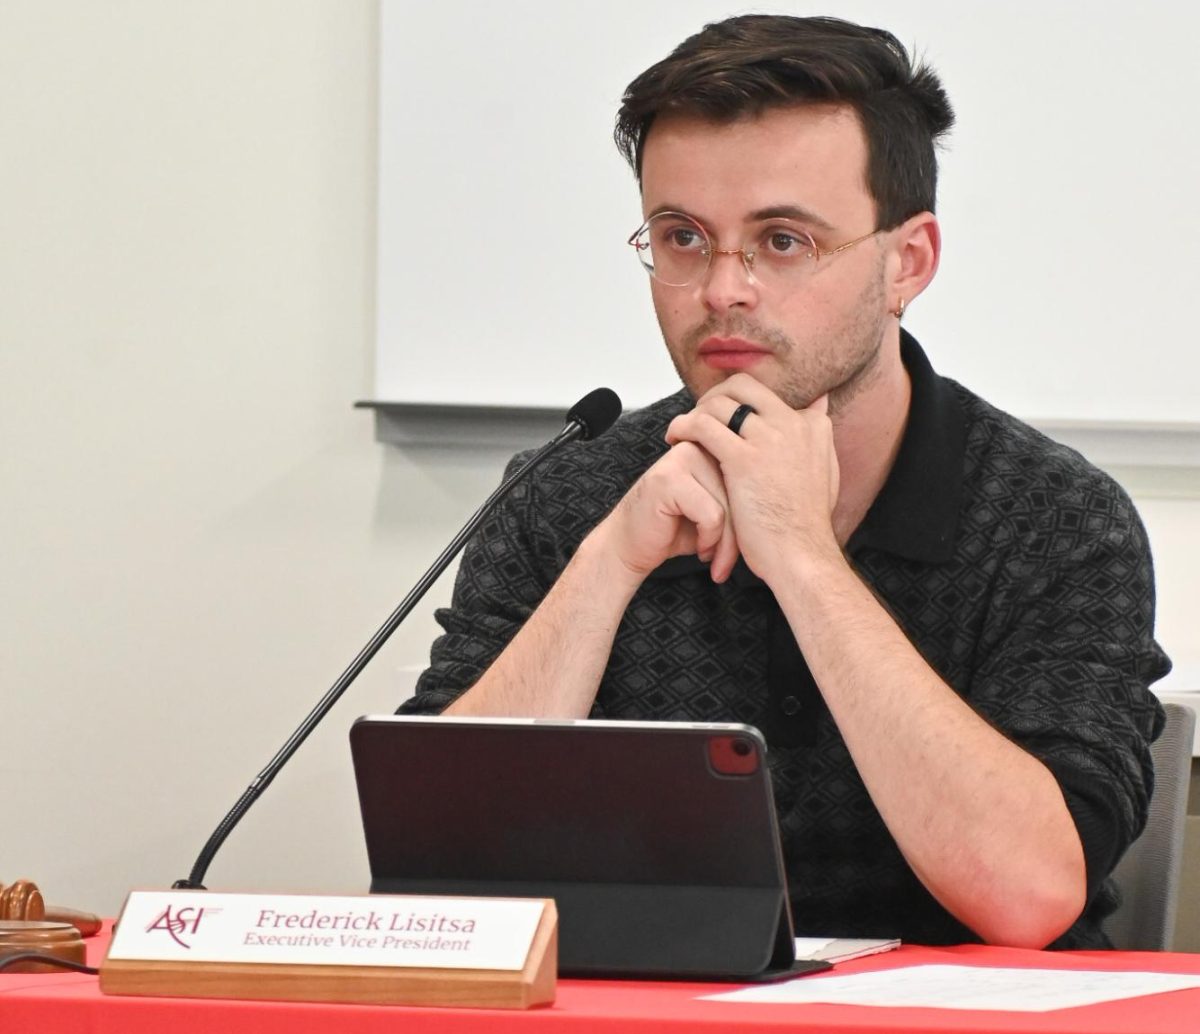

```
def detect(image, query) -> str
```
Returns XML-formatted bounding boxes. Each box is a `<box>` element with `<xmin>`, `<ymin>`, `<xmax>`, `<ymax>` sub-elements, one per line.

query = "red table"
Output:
<box><xmin>4</xmin><ymin>924</ymin><xmax>1200</xmax><ymax>1034</ymax></box>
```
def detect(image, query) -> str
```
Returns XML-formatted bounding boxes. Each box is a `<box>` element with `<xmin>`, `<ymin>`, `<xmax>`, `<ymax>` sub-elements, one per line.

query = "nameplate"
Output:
<box><xmin>107</xmin><ymin>890</ymin><xmax>546</xmax><ymax>972</ymax></box>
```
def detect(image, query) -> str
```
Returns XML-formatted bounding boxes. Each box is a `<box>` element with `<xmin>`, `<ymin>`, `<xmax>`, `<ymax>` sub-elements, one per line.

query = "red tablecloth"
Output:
<box><xmin>3</xmin><ymin>923</ymin><xmax>1200</xmax><ymax>1034</ymax></box>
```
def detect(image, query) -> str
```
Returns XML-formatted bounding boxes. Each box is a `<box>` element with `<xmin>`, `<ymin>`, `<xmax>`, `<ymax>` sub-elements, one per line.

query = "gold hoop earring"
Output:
<box><xmin>891</xmin><ymin>298</ymin><xmax>906</xmax><ymax>319</ymax></box>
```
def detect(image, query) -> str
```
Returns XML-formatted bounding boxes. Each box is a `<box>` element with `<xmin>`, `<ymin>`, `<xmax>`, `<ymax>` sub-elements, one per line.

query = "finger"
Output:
<box><xmin>666</xmin><ymin>409</ymin><xmax>751</xmax><ymax>466</ymax></box>
<box><xmin>666</xmin><ymin>384</ymin><xmax>777</xmax><ymax>447</ymax></box>
<box><xmin>668</xmin><ymin>471</ymin><xmax>729</xmax><ymax>557</ymax></box>
<box><xmin>666</xmin><ymin>402</ymin><xmax>755</xmax><ymax>448</ymax></box>
<box><xmin>709</xmin><ymin>510</ymin><xmax>741</xmax><ymax>583</ymax></box>
<box><xmin>725</xmin><ymin>401</ymin><xmax>757</xmax><ymax>438</ymax></box>
<box><xmin>662</xmin><ymin>443</ymin><xmax>734</xmax><ymax>554</ymax></box>
<box><xmin>808</xmin><ymin>393</ymin><xmax>829</xmax><ymax>416</ymax></box>
<box><xmin>667</xmin><ymin>443</ymin><xmax>741</xmax><ymax>573</ymax></box>
<box><xmin>664</xmin><ymin>411</ymin><xmax>687</xmax><ymax>445</ymax></box>
<box><xmin>668</xmin><ymin>398</ymin><xmax>759</xmax><ymax>444</ymax></box>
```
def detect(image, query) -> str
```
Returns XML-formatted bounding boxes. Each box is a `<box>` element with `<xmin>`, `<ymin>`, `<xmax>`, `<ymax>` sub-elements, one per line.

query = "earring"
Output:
<box><xmin>891</xmin><ymin>299</ymin><xmax>906</xmax><ymax>319</ymax></box>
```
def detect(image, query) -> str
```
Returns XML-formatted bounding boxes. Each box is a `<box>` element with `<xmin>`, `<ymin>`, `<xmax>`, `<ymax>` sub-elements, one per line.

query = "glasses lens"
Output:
<box><xmin>747</xmin><ymin>226</ymin><xmax>818</xmax><ymax>284</ymax></box>
<box><xmin>632</xmin><ymin>213</ymin><xmax>709</xmax><ymax>286</ymax></box>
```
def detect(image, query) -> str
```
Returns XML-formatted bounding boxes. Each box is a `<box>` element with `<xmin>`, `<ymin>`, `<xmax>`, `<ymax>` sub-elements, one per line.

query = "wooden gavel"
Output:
<box><xmin>0</xmin><ymin>879</ymin><xmax>102</xmax><ymax>937</ymax></box>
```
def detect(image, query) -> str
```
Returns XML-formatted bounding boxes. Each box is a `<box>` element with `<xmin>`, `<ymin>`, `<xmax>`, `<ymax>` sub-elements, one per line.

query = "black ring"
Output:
<box><xmin>727</xmin><ymin>403</ymin><xmax>755</xmax><ymax>436</ymax></box>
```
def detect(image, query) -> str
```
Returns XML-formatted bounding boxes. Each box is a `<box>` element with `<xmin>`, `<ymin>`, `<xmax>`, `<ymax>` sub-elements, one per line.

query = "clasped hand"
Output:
<box><xmin>601</xmin><ymin>374</ymin><xmax>841</xmax><ymax>587</ymax></box>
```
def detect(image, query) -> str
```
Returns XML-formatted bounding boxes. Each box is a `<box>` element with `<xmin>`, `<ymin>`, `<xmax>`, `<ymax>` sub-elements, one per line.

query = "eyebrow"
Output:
<box><xmin>748</xmin><ymin>205</ymin><xmax>836</xmax><ymax>232</ymax></box>
<box><xmin>645</xmin><ymin>203</ymin><xmax>695</xmax><ymax>220</ymax></box>
<box><xmin>643</xmin><ymin>203</ymin><xmax>836</xmax><ymax>233</ymax></box>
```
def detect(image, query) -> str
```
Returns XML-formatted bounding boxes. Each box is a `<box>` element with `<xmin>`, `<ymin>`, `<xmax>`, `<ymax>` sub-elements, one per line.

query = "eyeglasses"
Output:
<box><xmin>627</xmin><ymin>211</ymin><xmax>879</xmax><ymax>288</ymax></box>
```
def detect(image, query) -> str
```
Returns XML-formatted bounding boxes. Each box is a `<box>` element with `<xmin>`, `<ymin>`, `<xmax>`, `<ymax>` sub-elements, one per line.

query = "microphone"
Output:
<box><xmin>564</xmin><ymin>387</ymin><xmax>621</xmax><ymax>442</ymax></box>
<box><xmin>174</xmin><ymin>388</ymin><xmax>622</xmax><ymax>890</ymax></box>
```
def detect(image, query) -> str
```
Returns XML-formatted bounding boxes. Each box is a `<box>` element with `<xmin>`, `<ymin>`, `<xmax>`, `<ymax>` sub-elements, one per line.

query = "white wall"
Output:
<box><xmin>376</xmin><ymin>0</ymin><xmax>1200</xmax><ymax>424</ymax></box>
<box><xmin>1</xmin><ymin>1</ymin><xmax>1196</xmax><ymax>918</ymax></box>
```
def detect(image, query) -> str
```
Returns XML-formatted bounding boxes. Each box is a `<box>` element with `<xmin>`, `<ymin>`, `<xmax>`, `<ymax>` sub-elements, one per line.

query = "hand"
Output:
<box><xmin>664</xmin><ymin>374</ymin><xmax>842</xmax><ymax>582</ymax></box>
<box><xmin>594</xmin><ymin>439</ymin><xmax>742</xmax><ymax>585</ymax></box>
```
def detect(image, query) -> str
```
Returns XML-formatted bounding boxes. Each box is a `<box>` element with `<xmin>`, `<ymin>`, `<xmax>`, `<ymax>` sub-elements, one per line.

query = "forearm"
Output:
<box><xmin>773</xmin><ymin>551</ymin><xmax>1086</xmax><ymax>948</ymax></box>
<box><xmin>444</xmin><ymin>527</ymin><xmax>641</xmax><ymax>719</ymax></box>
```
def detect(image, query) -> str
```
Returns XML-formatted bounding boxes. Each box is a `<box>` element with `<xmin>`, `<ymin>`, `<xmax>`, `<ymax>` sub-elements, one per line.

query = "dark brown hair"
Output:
<box><xmin>614</xmin><ymin>15</ymin><xmax>955</xmax><ymax>229</ymax></box>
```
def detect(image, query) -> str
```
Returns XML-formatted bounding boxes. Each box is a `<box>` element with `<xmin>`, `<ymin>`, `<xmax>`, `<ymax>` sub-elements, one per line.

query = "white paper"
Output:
<box><xmin>794</xmin><ymin>937</ymin><xmax>900</xmax><ymax>963</ymax></box>
<box><xmin>702</xmin><ymin>964</ymin><xmax>1200</xmax><ymax>1012</ymax></box>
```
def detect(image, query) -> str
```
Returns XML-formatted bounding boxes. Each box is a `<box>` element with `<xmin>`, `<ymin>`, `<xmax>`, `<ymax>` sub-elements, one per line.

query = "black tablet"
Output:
<box><xmin>351</xmin><ymin>715</ymin><xmax>826</xmax><ymax>981</ymax></box>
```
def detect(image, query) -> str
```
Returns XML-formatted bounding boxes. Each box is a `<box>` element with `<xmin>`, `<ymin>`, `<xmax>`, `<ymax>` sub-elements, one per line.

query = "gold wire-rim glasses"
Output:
<box><xmin>627</xmin><ymin>211</ymin><xmax>880</xmax><ymax>288</ymax></box>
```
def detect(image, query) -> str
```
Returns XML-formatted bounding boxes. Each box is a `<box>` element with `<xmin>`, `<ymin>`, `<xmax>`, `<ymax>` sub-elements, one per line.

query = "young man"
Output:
<box><xmin>400</xmin><ymin>16</ymin><xmax>1169</xmax><ymax>949</ymax></box>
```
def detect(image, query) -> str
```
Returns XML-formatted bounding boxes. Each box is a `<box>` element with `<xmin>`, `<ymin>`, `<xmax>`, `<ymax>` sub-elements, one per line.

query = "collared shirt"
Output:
<box><xmin>402</xmin><ymin>333</ymin><xmax>1169</xmax><ymax>948</ymax></box>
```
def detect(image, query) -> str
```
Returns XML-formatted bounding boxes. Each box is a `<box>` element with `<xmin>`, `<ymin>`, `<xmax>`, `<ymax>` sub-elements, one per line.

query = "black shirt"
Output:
<box><xmin>402</xmin><ymin>333</ymin><xmax>1169</xmax><ymax>948</ymax></box>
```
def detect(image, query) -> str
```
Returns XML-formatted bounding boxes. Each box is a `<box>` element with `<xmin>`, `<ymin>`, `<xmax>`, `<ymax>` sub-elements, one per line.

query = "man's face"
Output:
<box><xmin>639</xmin><ymin>104</ymin><xmax>893</xmax><ymax>412</ymax></box>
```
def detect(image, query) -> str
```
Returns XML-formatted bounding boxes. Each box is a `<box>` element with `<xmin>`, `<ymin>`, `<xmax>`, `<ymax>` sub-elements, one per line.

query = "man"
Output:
<box><xmin>400</xmin><ymin>16</ymin><xmax>1169</xmax><ymax>949</ymax></box>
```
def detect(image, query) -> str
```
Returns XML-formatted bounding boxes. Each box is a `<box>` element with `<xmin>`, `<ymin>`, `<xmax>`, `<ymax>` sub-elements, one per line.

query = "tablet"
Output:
<box><xmin>351</xmin><ymin>715</ymin><xmax>823</xmax><ymax>980</ymax></box>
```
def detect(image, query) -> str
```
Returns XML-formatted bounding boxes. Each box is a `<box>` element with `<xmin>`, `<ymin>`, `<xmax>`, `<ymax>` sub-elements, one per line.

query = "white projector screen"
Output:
<box><xmin>375</xmin><ymin>1</ymin><xmax>1199</xmax><ymax>425</ymax></box>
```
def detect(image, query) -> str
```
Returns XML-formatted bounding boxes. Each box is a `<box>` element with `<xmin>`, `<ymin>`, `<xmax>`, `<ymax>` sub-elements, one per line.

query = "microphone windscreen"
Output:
<box><xmin>566</xmin><ymin>387</ymin><xmax>622</xmax><ymax>441</ymax></box>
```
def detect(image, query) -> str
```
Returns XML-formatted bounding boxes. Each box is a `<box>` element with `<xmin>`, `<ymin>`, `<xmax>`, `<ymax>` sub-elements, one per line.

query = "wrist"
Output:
<box><xmin>763</xmin><ymin>540</ymin><xmax>855</xmax><ymax>609</ymax></box>
<box><xmin>575</xmin><ymin>519</ymin><xmax>649</xmax><ymax>600</ymax></box>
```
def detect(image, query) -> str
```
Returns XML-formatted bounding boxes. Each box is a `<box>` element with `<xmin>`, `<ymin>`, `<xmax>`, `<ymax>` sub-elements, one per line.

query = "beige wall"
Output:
<box><xmin>1</xmin><ymin>2</ymin><xmax>1196</xmax><ymax>926</ymax></box>
<box><xmin>0</xmin><ymin>0</ymin><xmax>467</xmax><ymax>910</ymax></box>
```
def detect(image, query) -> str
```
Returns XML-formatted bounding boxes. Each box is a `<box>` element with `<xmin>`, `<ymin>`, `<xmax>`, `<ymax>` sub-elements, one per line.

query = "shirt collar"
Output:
<box><xmin>846</xmin><ymin>330</ymin><xmax>965</xmax><ymax>564</ymax></box>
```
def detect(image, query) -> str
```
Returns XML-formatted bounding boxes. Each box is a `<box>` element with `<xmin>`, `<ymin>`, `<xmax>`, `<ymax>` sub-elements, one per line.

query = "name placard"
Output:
<box><xmin>101</xmin><ymin>890</ymin><xmax>557</xmax><ymax>1009</ymax></box>
<box><xmin>109</xmin><ymin>890</ymin><xmax>544</xmax><ymax>970</ymax></box>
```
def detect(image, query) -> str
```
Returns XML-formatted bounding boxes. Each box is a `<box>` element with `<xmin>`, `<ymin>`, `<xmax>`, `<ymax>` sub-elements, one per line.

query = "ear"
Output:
<box><xmin>887</xmin><ymin>212</ymin><xmax>940</xmax><ymax>312</ymax></box>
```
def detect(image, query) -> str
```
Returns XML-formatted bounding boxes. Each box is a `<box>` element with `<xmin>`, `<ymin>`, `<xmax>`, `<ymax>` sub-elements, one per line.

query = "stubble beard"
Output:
<box><xmin>663</xmin><ymin>260</ymin><xmax>891</xmax><ymax>417</ymax></box>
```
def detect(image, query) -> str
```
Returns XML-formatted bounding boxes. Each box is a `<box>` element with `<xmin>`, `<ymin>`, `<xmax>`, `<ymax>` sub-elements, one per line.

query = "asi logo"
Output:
<box><xmin>145</xmin><ymin>904</ymin><xmax>221</xmax><ymax>948</ymax></box>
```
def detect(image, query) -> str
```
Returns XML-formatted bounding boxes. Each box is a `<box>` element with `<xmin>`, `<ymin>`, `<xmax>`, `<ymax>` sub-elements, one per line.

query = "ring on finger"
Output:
<box><xmin>726</xmin><ymin>403</ymin><xmax>756</xmax><ymax>437</ymax></box>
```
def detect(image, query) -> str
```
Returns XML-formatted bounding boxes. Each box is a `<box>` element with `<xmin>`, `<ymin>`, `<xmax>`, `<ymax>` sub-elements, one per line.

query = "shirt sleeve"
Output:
<box><xmin>397</xmin><ymin>450</ymin><xmax>555</xmax><ymax>715</ymax></box>
<box><xmin>966</xmin><ymin>498</ymin><xmax>1169</xmax><ymax>906</ymax></box>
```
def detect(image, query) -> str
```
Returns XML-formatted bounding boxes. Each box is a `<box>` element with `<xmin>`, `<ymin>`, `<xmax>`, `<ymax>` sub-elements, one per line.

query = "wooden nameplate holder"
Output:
<box><xmin>99</xmin><ymin>890</ymin><xmax>557</xmax><ymax>1009</ymax></box>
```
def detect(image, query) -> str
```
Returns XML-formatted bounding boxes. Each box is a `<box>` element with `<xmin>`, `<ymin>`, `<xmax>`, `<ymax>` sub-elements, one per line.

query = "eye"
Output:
<box><xmin>660</xmin><ymin>225</ymin><xmax>707</xmax><ymax>251</ymax></box>
<box><xmin>760</xmin><ymin>229</ymin><xmax>812</xmax><ymax>258</ymax></box>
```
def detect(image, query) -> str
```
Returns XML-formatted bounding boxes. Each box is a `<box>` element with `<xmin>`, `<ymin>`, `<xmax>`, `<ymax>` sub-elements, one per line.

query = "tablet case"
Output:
<box><xmin>351</xmin><ymin>716</ymin><xmax>826</xmax><ymax>981</ymax></box>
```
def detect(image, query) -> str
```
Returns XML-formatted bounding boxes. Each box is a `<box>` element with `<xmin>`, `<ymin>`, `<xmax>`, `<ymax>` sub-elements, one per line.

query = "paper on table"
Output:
<box><xmin>794</xmin><ymin>937</ymin><xmax>901</xmax><ymax>963</ymax></box>
<box><xmin>702</xmin><ymin>964</ymin><xmax>1200</xmax><ymax>1012</ymax></box>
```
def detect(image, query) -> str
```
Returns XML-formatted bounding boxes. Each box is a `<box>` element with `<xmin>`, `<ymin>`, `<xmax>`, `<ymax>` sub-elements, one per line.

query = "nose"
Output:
<box><xmin>699</xmin><ymin>248</ymin><xmax>759</xmax><ymax>313</ymax></box>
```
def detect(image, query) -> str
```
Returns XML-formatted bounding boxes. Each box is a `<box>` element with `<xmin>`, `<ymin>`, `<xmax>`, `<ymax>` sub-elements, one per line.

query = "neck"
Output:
<box><xmin>829</xmin><ymin>333</ymin><xmax>911</xmax><ymax>545</ymax></box>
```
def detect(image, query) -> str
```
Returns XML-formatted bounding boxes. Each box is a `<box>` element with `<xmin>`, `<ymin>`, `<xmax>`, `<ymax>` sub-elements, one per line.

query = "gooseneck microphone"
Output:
<box><xmin>174</xmin><ymin>387</ymin><xmax>622</xmax><ymax>890</ymax></box>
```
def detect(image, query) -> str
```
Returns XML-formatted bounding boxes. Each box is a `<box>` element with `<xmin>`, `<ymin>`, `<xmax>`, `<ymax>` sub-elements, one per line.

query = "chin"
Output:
<box><xmin>671</xmin><ymin>360</ymin><xmax>717</xmax><ymax>402</ymax></box>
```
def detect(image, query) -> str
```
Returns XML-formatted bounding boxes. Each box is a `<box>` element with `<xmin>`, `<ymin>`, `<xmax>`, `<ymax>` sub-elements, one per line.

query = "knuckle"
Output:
<box><xmin>668</xmin><ymin>440</ymin><xmax>701</xmax><ymax>464</ymax></box>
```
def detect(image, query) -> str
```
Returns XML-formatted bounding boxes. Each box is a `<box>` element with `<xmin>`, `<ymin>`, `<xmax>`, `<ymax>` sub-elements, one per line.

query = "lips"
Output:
<box><xmin>697</xmin><ymin>336</ymin><xmax>771</xmax><ymax>371</ymax></box>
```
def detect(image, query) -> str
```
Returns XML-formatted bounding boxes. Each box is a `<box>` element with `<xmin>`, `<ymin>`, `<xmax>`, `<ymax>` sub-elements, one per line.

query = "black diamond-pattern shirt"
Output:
<box><xmin>402</xmin><ymin>333</ymin><xmax>1170</xmax><ymax>948</ymax></box>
